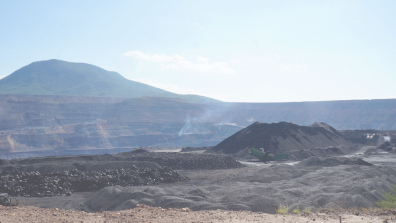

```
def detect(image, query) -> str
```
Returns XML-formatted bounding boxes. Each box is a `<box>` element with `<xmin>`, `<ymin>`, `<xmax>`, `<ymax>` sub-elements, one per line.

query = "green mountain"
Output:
<box><xmin>0</xmin><ymin>59</ymin><xmax>218</xmax><ymax>103</ymax></box>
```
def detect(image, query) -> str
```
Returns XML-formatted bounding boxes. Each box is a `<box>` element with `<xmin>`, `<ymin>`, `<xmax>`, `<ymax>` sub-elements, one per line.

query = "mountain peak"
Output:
<box><xmin>0</xmin><ymin>60</ymin><xmax>219</xmax><ymax>104</ymax></box>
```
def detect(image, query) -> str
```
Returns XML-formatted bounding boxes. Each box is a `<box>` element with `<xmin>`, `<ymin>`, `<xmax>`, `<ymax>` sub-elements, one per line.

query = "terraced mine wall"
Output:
<box><xmin>1</xmin><ymin>95</ymin><xmax>396</xmax><ymax>157</ymax></box>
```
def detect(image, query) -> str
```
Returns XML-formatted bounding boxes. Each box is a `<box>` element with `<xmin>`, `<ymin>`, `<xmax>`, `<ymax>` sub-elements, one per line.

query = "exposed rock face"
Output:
<box><xmin>209</xmin><ymin>122</ymin><xmax>353</xmax><ymax>157</ymax></box>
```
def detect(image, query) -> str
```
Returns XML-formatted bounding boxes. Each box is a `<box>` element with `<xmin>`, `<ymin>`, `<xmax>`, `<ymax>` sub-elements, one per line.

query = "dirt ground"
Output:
<box><xmin>0</xmin><ymin>204</ymin><xmax>394</xmax><ymax>223</ymax></box>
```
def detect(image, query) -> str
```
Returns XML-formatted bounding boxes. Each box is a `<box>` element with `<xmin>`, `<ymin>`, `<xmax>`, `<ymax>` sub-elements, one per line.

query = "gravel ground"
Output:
<box><xmin>0</xmin><ymin>204</ymin><xmax>393</xmax><ymax>223</ymax></box>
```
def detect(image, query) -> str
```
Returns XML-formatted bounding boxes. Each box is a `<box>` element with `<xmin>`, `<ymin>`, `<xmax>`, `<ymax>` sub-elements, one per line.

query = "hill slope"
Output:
<box><xmin>0</xmin><ymin>60</ymin><xmax>218</xmax><ymax>104</ymax></box>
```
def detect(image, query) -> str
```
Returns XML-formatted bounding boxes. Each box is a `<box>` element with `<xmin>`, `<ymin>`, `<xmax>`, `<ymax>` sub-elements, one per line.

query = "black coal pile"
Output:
<box><xmin>377</xmin><ymin>141</ymin><xmax>392</xmax><ymax>151</ymax></box>
<box><xmin>365</xmin><ymin>141</ymin><xmax>394</xmax><ymax>155</ymax></box>
<box><xmin>297</xmin><ymin>156</ymin><xmax>373</xmax><ymax>167</ymax></box>
<box><xmin>180</xmin><ymin>146</ymin><xmax>213</xmax><ymax>152</ymax></box>
<box><xmin>0</xmin><ymin>166</ymin><xmax>188</xmax><ymax>197</ymax></box>
<box><xmin>208</xmin><ymin>122</ymin><xmax>352</xmax><ymax>156</ymax></box>
<box><xmin>0</xmin><ymin>150</ymin><xmax>243</xmax><ymax>171</ymax></box>
<box><xmin>286</xmin><ymin>145</ymin><xmax>357</xmax><ymax>161</ymax></box>
<box><xmin>116</xmin><ymin>149</ymin><xmax>243</xmax><ymax>170</ymax></box>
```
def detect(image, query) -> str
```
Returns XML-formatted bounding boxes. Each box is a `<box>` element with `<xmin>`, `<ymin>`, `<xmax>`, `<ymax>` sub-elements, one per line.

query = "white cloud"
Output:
<box><xmin>160</xmin><ymin>61</ymin><xmax>234</xmax><ymax>74</ymax></box>
<box><xmin>383</xmin><ymin>93</ymin><xmax>396</xmax><ymax>99</ymax></box>
<box><xmin>134</xmin><ymin>78</ymin><xmax>197</xmax><ymax>95</ymax></box>
<box><xmin>123</xmin><ymin>51</ymin><xmax>184</xmax><ymax>63</ymax></box>
<box><xmin>185</xmin><ymin>22</ymin><xmax>218</xmax><ymax>33</ymax></box>
<box><xmin>0</xmin><ymin>76</ymin><xmax>5</xmax><ymax>80</ymax></box>
<box><xmin>124</xmin><ymin>50</ymin><xmax>235</xmax><ymax>74</ymax></box>
<box><xmin>230</xmin><ymin>59</ymin><xmax>240</xmax><ymax>63</ymax></box>
<box><xmin>197</xmin><ymin>57</ymin><xmax>209</xmax><ymax>62</ymax></box>
<box><xmin>134</xmin><ymin>78</ymin><xmax>228</xmax><ymax>101</ymax></box>
<box><xmin>263</xmin><ymin>52</ymin><xmax>287</xmax><ymax>59</ymax></box>
<box><xmin>273</xmin><ymin>54</ymin><xmax>286</xmax><ymax>59</ymax></box>
<box><xmin>281</xmin><ymin>64</ymin><xmax>308</xmax><ymax>70</ymax></box>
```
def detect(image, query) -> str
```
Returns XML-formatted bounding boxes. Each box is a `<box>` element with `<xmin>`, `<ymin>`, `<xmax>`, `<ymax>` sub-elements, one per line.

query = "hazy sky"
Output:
<box><xmin>1</xmin><ymin>0</ymin><xmax>395</xmax><ymax>102</ymax></box>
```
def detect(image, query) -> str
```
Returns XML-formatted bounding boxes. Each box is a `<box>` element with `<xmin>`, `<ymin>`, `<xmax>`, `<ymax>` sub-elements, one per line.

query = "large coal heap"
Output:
<box><xmin>297</xmin><ymin>156</ymin><xmax>373</xmax><ymax>167</ymax></box>
<box><xmin>209</xmin><ymin>121</ymin><xmax>352</xmax><ymax>155</ymax></box>
<box><xmin>0</xmin><ymin>166</ymin><xmax>188</xmax><ymax>197</ymax></box>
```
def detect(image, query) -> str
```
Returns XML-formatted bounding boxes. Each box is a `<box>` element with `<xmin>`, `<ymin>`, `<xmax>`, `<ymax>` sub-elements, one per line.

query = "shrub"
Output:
<box><xmin>292</xmin><ymin>208</ymin><xmax>300</xmax><ymax>214</ymax></box>
<box><xmin>303</xmin><ymin>207</ymin><xmax>312</xmax><ymax>214</ymax></box>
<box><xmin>292</xmin><ymin>204</ymin><xmax>300</xmax><ymax>214</ymax></box>
<box><xmin>277</xmin><ymin>205</ymin><xmax>288</xmax><ymax>214</ymax></box>
<box><xmin>377</xmin><ymin>185</ymin><xmax>396</xmax><ymax>210</ymax></box>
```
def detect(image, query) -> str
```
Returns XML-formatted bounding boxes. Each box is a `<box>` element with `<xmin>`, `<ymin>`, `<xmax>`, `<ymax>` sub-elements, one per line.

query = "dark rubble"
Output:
<box><xmin>0</xmin><ymin>166</ymin><xmax>188</xmax><ymax>197</ymax></box>
<box><xmin>117</xmin><ymin>150</ymin><xmax>244</xmax><ymax>170</ymax></box>
<box><xmin>0</xmin><ymin>150</ymin><xmax>244</xmax><ymax>171</ymax></box>
<box><xmin>0</xmin><ymin>150</ymin><xmax>243</xmax><ymax>198</ymax></box>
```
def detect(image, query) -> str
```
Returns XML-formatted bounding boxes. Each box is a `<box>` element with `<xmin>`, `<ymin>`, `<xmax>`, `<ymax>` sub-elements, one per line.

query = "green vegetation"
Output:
<box><xmin>376</xmin><ymin>185</ymin><xmax>396</xmax><ymax>210</ymax></box>
<box><xmin>0</xmin><ymin>60</ymin><xmax>219</xmax><ymax>104</ymax></box>
<box><xmin>292</xmin><ymin>204</ymin><xmax>300</xmax><ymax>214</ymax></box>
<box><xmin>292</xmin><ymin>208</ymin><xmax>300</xmax><ymax>214</ymax></box>
<box><xmin>303</xmin><ymin>207</ymin><xmax>312</xmax><ymax>214</ymax></box>
<box><xmin>277</xmin><ymin>205</ymin><xmax>288</xmax><ymax>214</ymax></box>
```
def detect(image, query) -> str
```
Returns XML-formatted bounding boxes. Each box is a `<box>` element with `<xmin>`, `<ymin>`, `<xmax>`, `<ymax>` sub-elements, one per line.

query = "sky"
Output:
<box><xmin>1</xmin><ymin>0</ymin><xmax>395</xmax><ymax>102</ymax></box>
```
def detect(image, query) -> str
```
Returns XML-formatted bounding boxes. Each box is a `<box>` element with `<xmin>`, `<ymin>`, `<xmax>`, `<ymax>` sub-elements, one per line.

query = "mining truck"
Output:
<box><xmin>0</xmin><ymin>193</ymin><xmax>18</xmax><ymax>206</ymax></box>
<box><xmin>248</xmin><ymin>148</ymin><xmax>289</xmax><ymax>163</ymax></box>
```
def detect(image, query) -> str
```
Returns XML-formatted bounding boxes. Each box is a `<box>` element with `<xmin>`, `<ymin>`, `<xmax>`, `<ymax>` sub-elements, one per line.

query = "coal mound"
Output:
<box><xmin>180</xmin><ymin>147</ymin><xmax>213</xmax><ymax>152</ymax></box>
<box><xmin>208</xmin><ymin>121</ymin><xmax>353</xmax><ymax>159</ymax></box>
<box><xmin>377</xmin><ymin>141</ymin><xmax>392</xmax><ymax>151</ymax></box>
<box><xmin>297</xmin><ymin>157</ymin><xmax>373</xmax><ymax>167</ymax></box>
<box><xmin>286</xmin><ymin>146</ymin><xmax>354</xmax><ymax>160</ymax></box>
<box><xmin>0</xmin><ymin>166</ymin><xmax>188</xmax><ymax>197</ymax></box>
